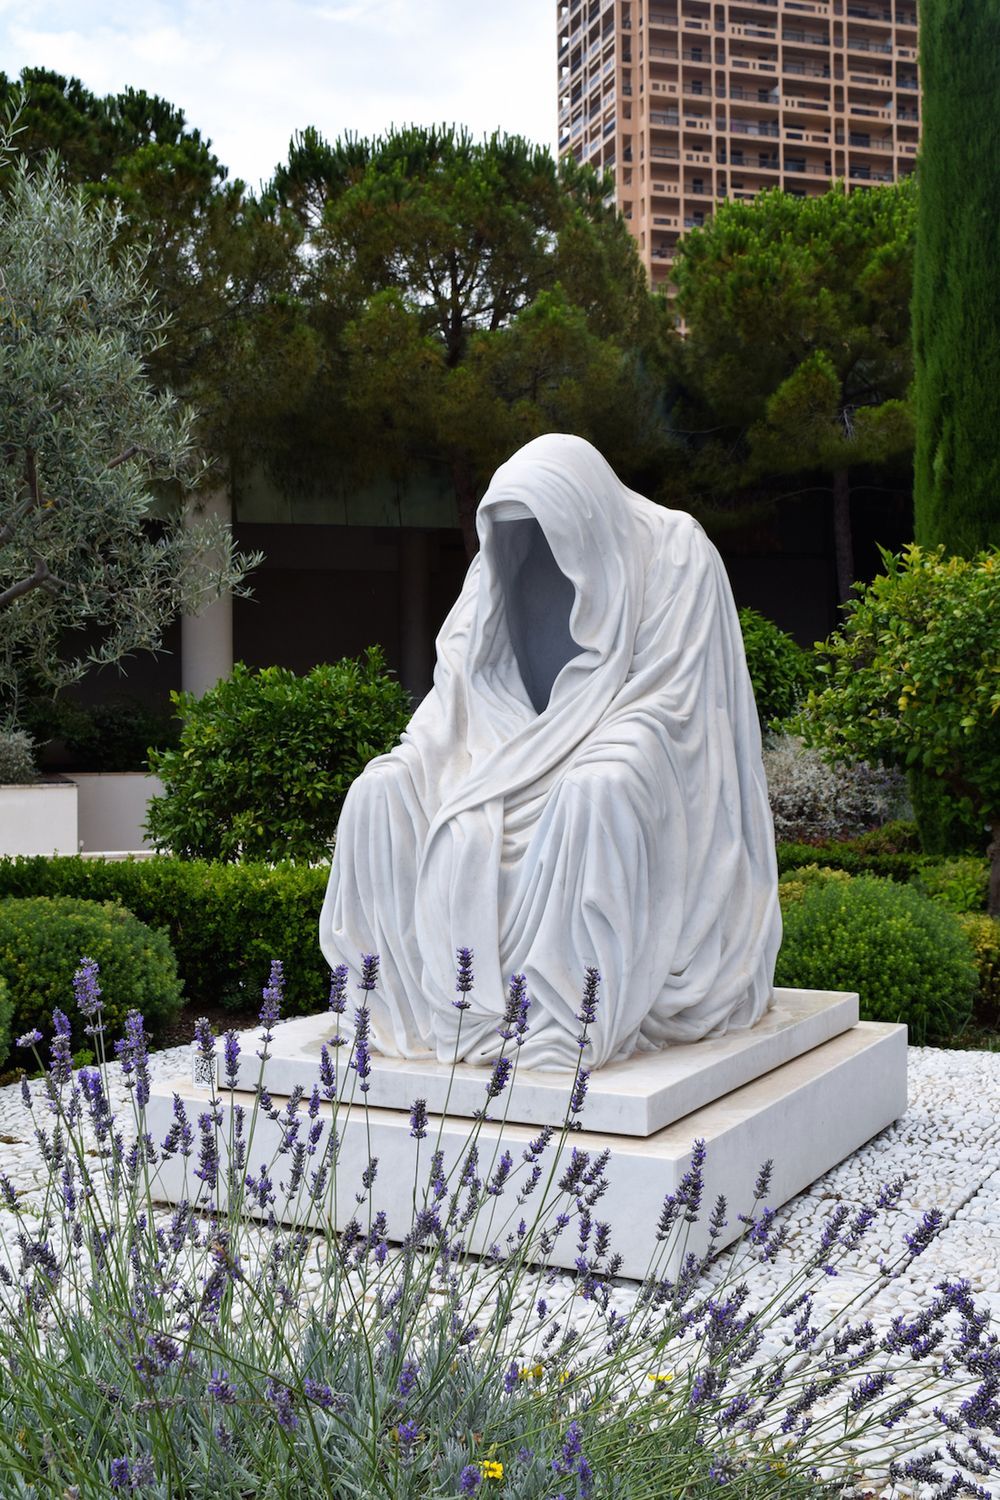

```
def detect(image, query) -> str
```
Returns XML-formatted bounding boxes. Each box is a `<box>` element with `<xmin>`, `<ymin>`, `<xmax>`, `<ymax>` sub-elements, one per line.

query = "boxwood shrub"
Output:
<box><xmin>0</xmin><ymin>858</ymin><xmax>330</xmax><ymax>1017</ymax></box>
<box><xmin>775</xmin><ymin>874</ymin><xmax>977</xmax><ymax>1046</ymax></box>
<box><xmin>0</xmin><ymin>897</ymin><xmax>183</xmax><ymax>1050</ymax></box>
<box><xmin>738</xmin><ymin>608</ymin><xmax>816</xmax><ymax>726</ymax></box>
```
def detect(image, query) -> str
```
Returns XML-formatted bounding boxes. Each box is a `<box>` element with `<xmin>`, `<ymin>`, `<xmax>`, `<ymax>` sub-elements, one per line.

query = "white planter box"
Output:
<box><xmin>0</xmin><ymin>779</ymin><xmax>79</xmax><ymax>857</ymax></box>
<box><xmin>70</xmin><ymin>771</ymin><xmax>164</xmax><ymax>854</ymax></box>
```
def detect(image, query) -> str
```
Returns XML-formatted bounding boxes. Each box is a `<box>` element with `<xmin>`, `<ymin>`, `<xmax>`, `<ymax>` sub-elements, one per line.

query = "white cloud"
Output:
<box><xmin>2</xmin><ymin>0</ymin><xmax>556</xmax><ymax>188</ymax></box>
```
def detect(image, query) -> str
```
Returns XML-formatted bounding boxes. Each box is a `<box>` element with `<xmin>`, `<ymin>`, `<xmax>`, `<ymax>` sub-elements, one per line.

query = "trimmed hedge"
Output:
<box><xmin>0</xmin><ymin>857</ymin><xmax>330</xmax><ymax>1017</ymax></box>
<box><xmin>775</xmin><ymin>874</ymin><xmax>977</xmax><ymax>1045</ymax></box>
<box><xmin>775</xmin><ymin>839</ymin><xmax>928</xmax><ymax>883</ymax></box>
<box><xmin>0</xmin><ymin>897</ymin><xmax>182</xmax><ymax>1050</ymax></box>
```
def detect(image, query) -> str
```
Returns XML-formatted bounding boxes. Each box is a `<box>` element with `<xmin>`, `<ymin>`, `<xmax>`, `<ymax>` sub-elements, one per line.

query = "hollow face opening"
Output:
<box><xmin>492</xmin><ymin>517</ymin><xmax>578</xmax><ymax>714</ymax></box>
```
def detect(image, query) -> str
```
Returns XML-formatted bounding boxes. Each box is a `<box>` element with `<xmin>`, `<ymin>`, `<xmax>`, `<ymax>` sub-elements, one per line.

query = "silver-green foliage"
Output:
<box><xmin>0</xmin><ymin>135</ymin><xmax>258</xmax><ymax>720</ymax></box>
<box><xmin>0</xmin><ymin>726</ymin><xmax>36</xmax><ymax>783</ymax></box>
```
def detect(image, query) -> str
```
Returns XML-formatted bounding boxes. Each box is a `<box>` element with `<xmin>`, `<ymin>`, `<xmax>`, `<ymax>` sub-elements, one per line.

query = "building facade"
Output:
<box><xmin>558</xmin><ymin>0</ymin><xmax>919</xmax><ymax>287</ymax></box>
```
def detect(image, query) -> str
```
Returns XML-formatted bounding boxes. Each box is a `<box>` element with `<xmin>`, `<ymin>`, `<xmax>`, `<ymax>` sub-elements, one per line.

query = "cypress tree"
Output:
<box><xmin>912</xmin><ymin>0</ymin><xmax>1000</xmax><ymax>552</ymax></box>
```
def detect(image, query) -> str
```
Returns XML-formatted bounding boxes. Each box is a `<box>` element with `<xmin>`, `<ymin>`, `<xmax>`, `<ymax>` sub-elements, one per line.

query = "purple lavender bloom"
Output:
<box><xmin>265</xmin><ymin>1376</ymin><xmax>298</xmax><ymax>1430</ymax></box>
<box><xmin>576</xmin><ymin>967</ymin><xmax>601</xmax><ymax>1039</ymax></box>
<box><xmin>455</xmin><ymin>947</ymin><xmax>474</xmax><ymax>1006</ymax></box>
<box><xmin>194</xmin><ymin>1016</ymin><xmax>216</xmax><ymax>1071</ymax></box>
<box><xmin>752</xmin><ymin>1159</ymin><xmax>773</xmax><ymax>1200</ymax></box>
<box><xmin>397</xmin><ymin>1417</ymin><xmax>419</xmax><ymax>1454</ymax></box>
<box><xmin>499</xmin><ymin>972</ymin><xmax>529</xmax><ymax>1041</ymax></box>
<box><xmin>409</xmin><ymin>1098</ymin><xmax>428</xmax><ymax>1140</ymax></box>
<box><xmin>115</xmin><ymin>1011</ymin><xmax>151</xmax><ymax>1109</ymax></box>
<box><xmin>303</xmin><ymin>1378</ymin><xmax>341</xmax><ymax>1410</ymax></box>
<box><xmin>569</xmin><ymin>1068</ymin><xmax>590</xmax><ymax>1117</ymax></box>
<box><xmin>458</xmin><ymin>1465</ymin><xmax>481</xmax><ymax>1495</ymax></box>
<box><xmin>258</xmin><ymin>961</ymin><xmax>284</xmax><ymax>1051</ymax></box>
<box><xmin>904</xmin><ymin>1209</ymin><xmax>943</xmax><ymax>1259</ymax></box>
<box><xmin>328</xmin><ymin>963</ymin><xmax>349</xmax><ymax>1014</ymax></box>
<box><xmin>485</xmin><ymin>1054</ymin><xmax>512</xmax><ymax>1100</ymax></box>
<box><xmin>359</xmin><ymin>953</ymin><xmax>380</xmax><ymax>993</ymax></box>
<box><xmin>397</xmin><ymin>1357</ymin><xmax>419</xmax><ymax>1401</ymax></box>
<box><xmin>109</xmin><ymin>1458</ymin><xmax>131</xmax><ymax>1490</ymax></box>
<box><xmin>503</xmin><ymin>1359</ymin><xmax>519</xmax><ymax>1394</ymax></box>
<box><xmin>17</xmin><ymin>1029</ymin><xmax>42</xmax><ymax>1048</ymax></box>
<box><xmin>352</xmin><ymin>1005</ymin><xmax>372</xmax><ymax>1092</ymax></box>
<box><xmin>207</xmin><ymin>1369</ymin><xmax>237</xmax><ymax>1404</ymax></box>
<box><xmin>49</xmin><ymin>1009</ymin><xmax>73</xmax><ymax>1086</ymax></box>
<box><xmin>319</xmin><ymin>1044</ymin><xmax>337</xmax><ymax>1101</ymax></box>
<box><xmin>222</xmin><ymin>1030</ymin><xmax>240</xmax><ymax>1090</ymax></box>
<box><xmin>73</xmin><ymin>957</ymin><xmax>102</xmax><ymax>1022</ymax></box>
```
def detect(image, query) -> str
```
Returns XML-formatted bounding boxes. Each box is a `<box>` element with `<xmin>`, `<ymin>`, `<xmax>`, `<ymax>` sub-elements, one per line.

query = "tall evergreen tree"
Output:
<box><xmin>912</xmin><ymin>1</ymin><xmax>1000</xmax><ymax>552</ymax></box>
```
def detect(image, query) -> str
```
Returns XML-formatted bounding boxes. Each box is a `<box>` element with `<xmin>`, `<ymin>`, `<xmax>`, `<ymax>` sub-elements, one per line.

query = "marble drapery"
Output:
<box><xmin>320</xmin><ymin>434</ymin><xmax>781</xmax><ymax>1070</ymax></box>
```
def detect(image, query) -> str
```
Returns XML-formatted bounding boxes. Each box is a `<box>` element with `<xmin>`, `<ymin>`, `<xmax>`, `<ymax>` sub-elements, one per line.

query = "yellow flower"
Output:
<box><xmin>518</xmin><ymin>1362</ymin><xmax>544</xmax><ymax>1381</ymax></box>
<box><xmin>480</xmin><ymin>1460</ymin><xmax>504</xmax><ymax>1480</ymax></box>
<box><xmin>647</xmin><ymin>1371</ymin><xmax>674</xmax><ymax>1385</ymax></box>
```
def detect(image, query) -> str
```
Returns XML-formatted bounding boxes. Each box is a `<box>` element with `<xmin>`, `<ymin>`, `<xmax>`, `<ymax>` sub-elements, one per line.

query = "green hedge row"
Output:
<box><xmin>0</xmin><ymin>858</ymin><xmax>331</xmax><ymax>1018</ymax></box>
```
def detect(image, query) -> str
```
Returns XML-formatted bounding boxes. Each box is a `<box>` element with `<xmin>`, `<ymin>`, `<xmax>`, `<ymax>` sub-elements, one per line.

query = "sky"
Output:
<box><xmin>1</xmin><ymin>0</ymin><xmax>558</xmax><ymax>190</ymax></box>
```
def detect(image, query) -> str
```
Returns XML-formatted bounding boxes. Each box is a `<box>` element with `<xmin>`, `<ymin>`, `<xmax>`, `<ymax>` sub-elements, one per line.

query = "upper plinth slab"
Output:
<box><xmin>216</xmin><ymin>988</ymin><xmax>859</xmax><ymax>1138</ymax></box>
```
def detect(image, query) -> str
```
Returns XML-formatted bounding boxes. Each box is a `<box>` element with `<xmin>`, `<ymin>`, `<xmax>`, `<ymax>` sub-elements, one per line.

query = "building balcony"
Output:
<box><xmin>848</xmin><ymin>70</ymin><xmax>894</xmax><ymax>89</ymax></box>
<box><xmin>649</xmin><ymin>44</ymin><xmax>680</xmax><ymax>60</ymax></box>
<box><xmin>650</xmin><ymin>110</ymin><xmax>681</xmax><ymax>128</ymax></box>
<box><xmin>648</xmin><ymin>11</ymin><xmax>680</xmax><ymax>26</ymax></box>
<box><xmin>730</xmin><ymin>56</ymin><xmax>780</xmax><ymax>73</ymax></box>
<box><xmin>846</xmin><ymin>131</ymin><xmax>894</xmax><ymax>150</ymax></box>
<box><xmin>683</xmin><ymin>148</ymin><xmax>713</xmax><ymax>164</ymax></box>
<box><xmin>726</xmin><ymin>84</ymin><xmax>782</xmax><ymax>105</ymax></box>
<box><xmin>729</xmin><ymin>153</ymin><xmax>781</xmax><ymax>170</ymax></box>
<box><xmin>849</xmin><ymin>164</ymin><xmax>895</xmax><ymax>181</ymax></box>
<box><xmin>784</xmin><ymin>127</ymin><xmax>832</xmax><ymax>144</ymax></box>
<box><xmin>845</xmin><ymin>35</ymin><xmax>893</xmax><ymax>55</ymax></box>
<box><xmin>681</xmin><ymin>16</ymin><xmax>711</xmax><ymax>31</ymax></box>
<box><xmin>782</xmin><ymin>93</ymin><xmax>831</xmax><ymax>113</ymax></box>
<box><xmin>846</xmin><ymin>3</ymin><xmax>892</xmax><ymax>19</ymax></box>
<box><xmin>784</xmin><ymin>159</ymin><xmax>833</xmax><ymax>177</ymax></box>
<box><xmin>783</xmin><ymin>0</ymin><xmax>830</xmax><ymax>15</ymax></box>
<box><xmin>782</xmin><ymin>27</ymin><xmax>829</xmax><ymax>45</ymax></box>
<box><xmin>729</xmin><ymin>118</ymin><xmax>781</xmax><ymax>136</ymax></box>
<box><xmin>729</xmin><ymin>22</ymin><xmax>778</xmax><ymax>38</ymax></box>
<box><xmin>784</xmin><ymin>59</ymin><xmax>832</xmax><ymax>79</ymax></box>
<box><xmin>847</xmin><ymin>101</ymin><xmax>894</xmax><ymax>119</ymax></box>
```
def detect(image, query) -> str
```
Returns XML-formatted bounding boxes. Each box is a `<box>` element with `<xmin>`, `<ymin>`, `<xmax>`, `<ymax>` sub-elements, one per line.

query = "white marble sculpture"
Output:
<box><xmin>320</xmin><ymin>433</ymin><xmax>781</xmax><ymax>1070</ymax></box>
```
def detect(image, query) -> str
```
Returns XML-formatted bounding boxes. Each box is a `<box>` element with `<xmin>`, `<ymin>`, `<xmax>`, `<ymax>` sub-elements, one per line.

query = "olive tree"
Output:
<box><xmin>0</xmin><ymin>142</ymin><xmax>258</xmax><ymax>723</ymax></box>
<box><xmin>798</xmin><ymin>545</ymin><xmax>1000</xmax><ymax>915</ymax></box>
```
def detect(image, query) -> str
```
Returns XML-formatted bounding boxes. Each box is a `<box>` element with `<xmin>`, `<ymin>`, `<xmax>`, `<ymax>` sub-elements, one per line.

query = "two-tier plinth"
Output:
<box><xmin>145</xmin><ymin>989</ymin><xmax>907</xmax><ymax>1280</ymax></box>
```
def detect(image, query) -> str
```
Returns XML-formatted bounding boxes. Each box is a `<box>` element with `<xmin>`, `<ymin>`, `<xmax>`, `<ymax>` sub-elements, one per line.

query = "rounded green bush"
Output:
<box><xmin>738</xmin><ymin>608</ymin><xmax>815</xmax><ymax>727</ymax></box>
<box><xmin>774</xmin><ymin>875</ymin><xmax>977</xmax><ymax>1046</ymax></box>
<box><xmin>147</xmin><ymin>648</ymin><xmax>411</xmax><ymax>863</ymax></box>
<box><xmin>0</xmin><ymin>896</ymin><xmax>183</xmax><ymax>1050</ymax></box>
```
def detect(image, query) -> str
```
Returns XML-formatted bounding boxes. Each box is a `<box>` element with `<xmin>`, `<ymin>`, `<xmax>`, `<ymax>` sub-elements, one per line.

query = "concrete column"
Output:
<box><xmin>181</xmin><ymin>486</ymin><xmax>234</xmax><ymax>698</ymax></box>
<box><xmin>399</xmin><ymin>529</ymin><xmax>432</xmax><ymax>703</ymax></box>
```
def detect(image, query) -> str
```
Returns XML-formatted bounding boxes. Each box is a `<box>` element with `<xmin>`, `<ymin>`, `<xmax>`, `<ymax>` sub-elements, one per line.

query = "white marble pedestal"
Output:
<box><xmin>146</xmin><ymin>990</ymin><xmax>908</xmax><ymax>1280</ymax></box>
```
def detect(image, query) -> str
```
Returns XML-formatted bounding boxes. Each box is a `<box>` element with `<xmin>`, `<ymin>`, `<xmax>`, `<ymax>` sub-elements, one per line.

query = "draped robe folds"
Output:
<box><xmin>320</xmin><ymin>434</ymin><xmax>781</xmax><ymax>1071</ymax></box>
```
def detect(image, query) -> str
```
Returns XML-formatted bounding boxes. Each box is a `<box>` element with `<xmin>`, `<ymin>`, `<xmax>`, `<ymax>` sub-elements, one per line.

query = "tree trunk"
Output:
<box><xmin>988</xmin><ymin>820</ymin><xmax>1000</xmax><ymax>920</ymax></box>
<box><xmin>452</xmin><ymin>455</ymin><xmax>480</xmax><ymax>561</ymax></box>
<box><xmin>832</xmin><ymin>468</ymin><xmax>855</xmax><ymax>607</ymax></box>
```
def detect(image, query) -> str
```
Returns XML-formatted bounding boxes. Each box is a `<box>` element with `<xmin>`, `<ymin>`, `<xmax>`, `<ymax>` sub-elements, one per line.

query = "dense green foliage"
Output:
<box><xmin>776</xmin><ymin>874</ymin><xmax>977</xmax><ymax>1045</ymax></box>
<box><xmin>738</xmin><ymin>609</ymin><xmax>815</xmax><ymax>725</ymax></box>
<box><xmin>670</xmin><ymin>183</ymin><xmax>916</xmax><ymax>598</ymax></box>
<box><xmin>0</xmin><ymin>134</ymin><xmax>258</xmax><ymax>725</ymax></box>
<box><xmin>0</xmin><ymin>896</ymin><xmax>182</xmax><ymax>1048</ymax></box>
<box><xmin>956</xmin><ymin>913</ymin><xmax>1000</xmax><ymax>1021</ymax></box>
<box><xmin>0</xmin><ymin>974</ymin><xmax>11</xmax><ymax>1071</ymax></box>
<box><xmin>0</xmin><ymin>858</ymin><xmax>329</xmax><ymax>1015</ymax></box>
<box><xmin>914</xmin><ymin>856</ymin><xmax>990</xmax><ymax>915</ymax></box>
<box><xmin>24</xmin><ymin>696</ymin><xmax>179</xmax><ymax>772</ymax></box>
<box><xmin>799</xmin><ymin>545</ymin><xmax>1000</xmax><ymax>912</ymax></box>
<box><xmin>774</xmin><ymin>840</ymin><xmax>926</xmax><ymax>882</ymax></box>
<box><xmin>912</xmin><ymin>2</ymin><xmax>1000</xmax><ymax>553</ymax></box>
<box><xmin>146</xmin><ymin>649</ymin><xmax>409</xmax><ymax>863</ymax></box>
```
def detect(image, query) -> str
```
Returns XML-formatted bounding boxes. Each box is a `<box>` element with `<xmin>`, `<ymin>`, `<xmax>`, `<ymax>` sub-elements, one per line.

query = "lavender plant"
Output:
<box><xmin>0</xmin><ymin>954</ymin><xmax>996</xmax><ymax>1498</ymax></box>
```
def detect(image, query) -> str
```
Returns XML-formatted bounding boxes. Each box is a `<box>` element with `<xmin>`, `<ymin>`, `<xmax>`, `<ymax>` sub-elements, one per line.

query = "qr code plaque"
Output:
<box><xmin>192</xmin><ymin>1050</ymin><xmax>218</xmax><ymax>1090</ymax></box>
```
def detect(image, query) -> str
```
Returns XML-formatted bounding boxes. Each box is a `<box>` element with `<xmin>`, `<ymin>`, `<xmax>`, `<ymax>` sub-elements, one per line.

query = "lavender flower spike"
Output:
<box><xmin>73</xmin><ymin>956</ymin><xmax>102</xmax><ymax>1021</ymax></box>
<box><xmin>454</xmin><ymin>947</ymin><xmax>474</xmax><ymax>1010</ymax></box>
<box><xmin>328</xmin><ymin>963</ymin><xmax>349</xmax><ymax>1015</ymax></box>
<box><xmin>359</xmin><ymin>953</ymin><xmax>380</xmax><ymax>993</ymax></box>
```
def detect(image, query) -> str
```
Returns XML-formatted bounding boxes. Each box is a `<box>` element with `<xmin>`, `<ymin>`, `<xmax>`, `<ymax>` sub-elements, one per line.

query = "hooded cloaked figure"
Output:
<box><xmin>320</xmin><ymin>434</ymin><xmax>781</xmax><ymax>1071</ymax></box>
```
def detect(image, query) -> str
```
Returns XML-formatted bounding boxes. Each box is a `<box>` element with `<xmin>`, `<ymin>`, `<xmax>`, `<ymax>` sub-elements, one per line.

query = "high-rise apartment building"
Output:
<box><xmin>557</xmin><ymin>0</ymin><xmax>919</xmax><ymax>288</ymax></box>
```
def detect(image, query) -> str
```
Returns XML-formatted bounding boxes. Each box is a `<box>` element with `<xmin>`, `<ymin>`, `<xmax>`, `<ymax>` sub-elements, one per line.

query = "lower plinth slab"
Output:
<box><xmin>214</xmin><ymin>987</ymin><xmax>860</xmax><ymax>1138</ymax></box>
<box><xmin>150</xmin><ymin>1020</ymin><xmax>907</xmax><ymax>1281</ymax></box>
